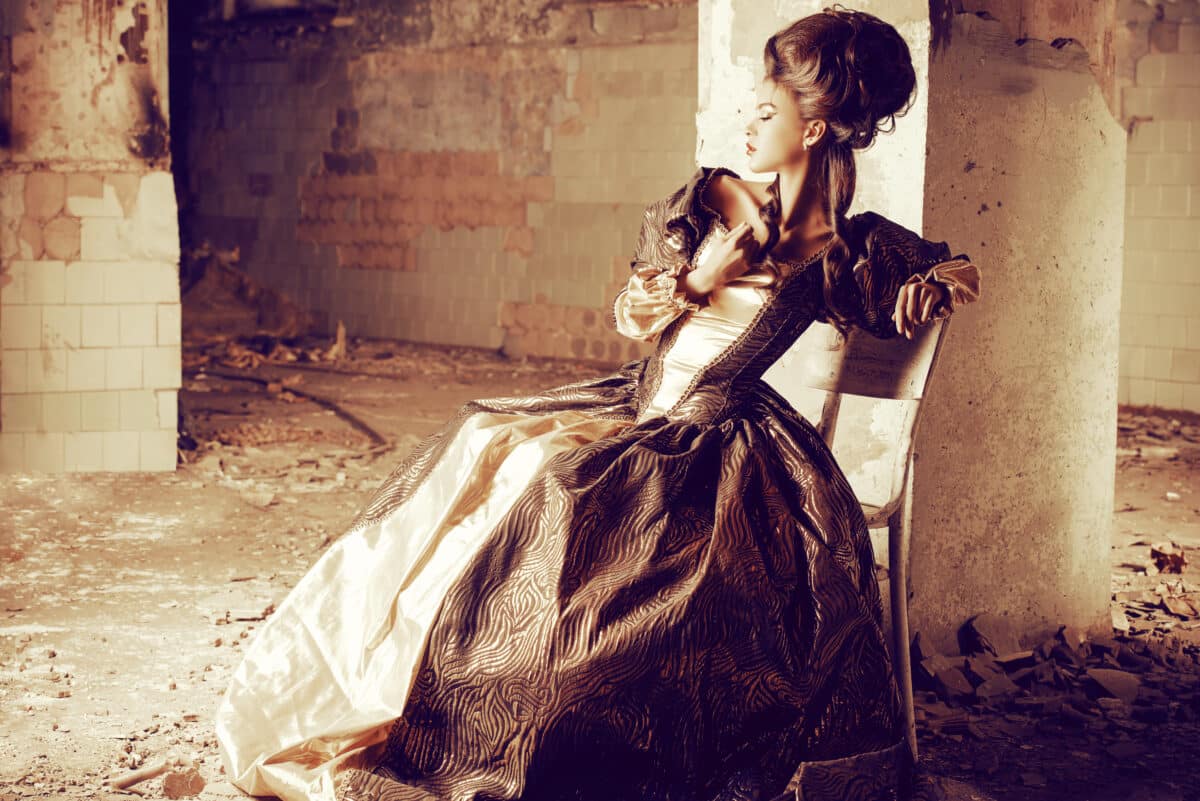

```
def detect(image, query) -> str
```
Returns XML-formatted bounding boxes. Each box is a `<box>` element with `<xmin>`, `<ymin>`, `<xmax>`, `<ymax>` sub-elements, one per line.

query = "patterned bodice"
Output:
<box><xmin>631</xmin><ymin>222</ymin><xmax>827</xmax><ymax>425</ymax></box>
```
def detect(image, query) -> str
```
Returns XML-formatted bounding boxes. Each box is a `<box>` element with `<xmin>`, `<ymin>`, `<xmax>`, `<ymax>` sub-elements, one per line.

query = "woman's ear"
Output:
<box><xmin>805</xmin><ymin>119</ymin><xmax>827</xmax><ymax>147</ymax></box>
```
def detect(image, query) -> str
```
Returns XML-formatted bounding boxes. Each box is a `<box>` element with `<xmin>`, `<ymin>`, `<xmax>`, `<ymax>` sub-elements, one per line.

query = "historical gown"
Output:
<box><xmin>215</xmin><ymin>166</ymin><xmax>982</xmax><ymax>801</ymax></box>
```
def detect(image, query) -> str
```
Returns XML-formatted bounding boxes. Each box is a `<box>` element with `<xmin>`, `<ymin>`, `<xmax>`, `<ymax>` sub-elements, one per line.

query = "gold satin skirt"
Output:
<box><xmin>216</xmin><ymin>359</ymin><xmax>918</xmax><ymax>801</ymax></box>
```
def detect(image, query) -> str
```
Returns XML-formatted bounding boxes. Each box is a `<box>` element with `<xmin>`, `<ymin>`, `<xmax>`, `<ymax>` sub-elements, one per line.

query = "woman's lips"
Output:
<box><xmin>746</xmin><ymin>143</ymin><xmax>756</xmax><ymax>154</ymax></box>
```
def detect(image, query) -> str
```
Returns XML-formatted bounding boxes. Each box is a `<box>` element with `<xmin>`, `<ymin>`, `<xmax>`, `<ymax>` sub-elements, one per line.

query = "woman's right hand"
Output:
<box><xmin>687</xmin><ymin>221</ymin><xmax>759</xmax><ymax>296</ymax></box>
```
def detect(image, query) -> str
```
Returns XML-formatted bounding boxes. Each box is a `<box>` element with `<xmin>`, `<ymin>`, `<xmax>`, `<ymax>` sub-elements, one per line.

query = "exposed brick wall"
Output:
<box><xmin>1118</xmin><ymin>3</ymin><xmax>1200</xmax><ymax>411</ymax></box>
<box><xmin>184</xmin><ymin>0</ymin><xmax>697</xmax><ymax>362</ymax></box>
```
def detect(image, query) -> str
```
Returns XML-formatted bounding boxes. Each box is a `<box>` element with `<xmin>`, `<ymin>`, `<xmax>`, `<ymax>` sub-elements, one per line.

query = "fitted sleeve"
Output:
<box><xmin>836</xmin><ymin>221</ymin><xmax>981</xmax><ymax>339</ymax></box>
<box><xmin>611</xmin><ymin>203</ymin><xmax>701</xmax><ymax>343</ymax></box>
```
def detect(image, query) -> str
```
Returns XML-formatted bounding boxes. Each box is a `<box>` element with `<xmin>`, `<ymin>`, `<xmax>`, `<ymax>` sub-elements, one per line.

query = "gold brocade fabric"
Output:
<box><xmin>217</xmin><ymin>166</ymin><xmax>978</xmax><ymax>801</ymax></box>
<box><xmin>217</xmin><ymin>411</ymin><xmax>636</xmax><ymax>801</ymax></box>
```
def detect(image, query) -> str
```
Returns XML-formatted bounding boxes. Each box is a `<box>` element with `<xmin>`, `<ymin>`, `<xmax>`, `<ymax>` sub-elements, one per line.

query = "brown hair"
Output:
<box><xmin>757</xmin><ymin>4</ymin><xmax>916</xmax><ymax>332</ymax></box>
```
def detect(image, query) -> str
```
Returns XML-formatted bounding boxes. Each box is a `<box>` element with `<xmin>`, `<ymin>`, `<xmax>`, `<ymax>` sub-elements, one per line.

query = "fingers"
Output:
<box><xmin>894</xmin><ymin>286</ymin><xmax>912</xmax><ymax>339</ymax></box>
<box><xmin>920</xmin><ymin>290</ymin><xmax>935</xmax><ymax>324</ymax></box>
<box><xmin>905</xmin><ymin>283</ymin><xmax>918</xmax><ymax>338</ymax></box>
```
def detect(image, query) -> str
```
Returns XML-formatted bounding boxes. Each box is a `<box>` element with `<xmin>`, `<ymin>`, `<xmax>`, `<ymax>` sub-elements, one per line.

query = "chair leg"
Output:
<box><xmin>889</xmin><ymin>465</ymin><xmax>917</xmax><ymax>763</ymax></box>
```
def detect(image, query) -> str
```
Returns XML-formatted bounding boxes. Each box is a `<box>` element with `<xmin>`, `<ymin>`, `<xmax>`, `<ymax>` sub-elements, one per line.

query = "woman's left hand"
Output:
<box><xmin>892</xmin><ymin>281</ymin><xmax>947</xmax><ymax>339</ymax></box>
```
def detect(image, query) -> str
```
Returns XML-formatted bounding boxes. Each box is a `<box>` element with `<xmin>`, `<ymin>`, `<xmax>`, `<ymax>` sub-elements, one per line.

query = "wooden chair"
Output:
<box><xmin>780</xmin><ymin>316</ymin><xmax>952</xmax><ymax>762</ymax></box>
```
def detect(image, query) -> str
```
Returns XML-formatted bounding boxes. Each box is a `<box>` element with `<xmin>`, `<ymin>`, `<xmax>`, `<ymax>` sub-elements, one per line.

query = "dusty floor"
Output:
<box><xmin>1</xmin><ymin>338</ymin><xmax>1198</xmax><ymax>801</ymax></box>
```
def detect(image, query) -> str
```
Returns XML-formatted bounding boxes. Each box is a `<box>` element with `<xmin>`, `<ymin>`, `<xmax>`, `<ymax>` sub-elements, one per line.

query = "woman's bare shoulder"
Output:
<box><xmin>703</xmin><ymin>173</ymin><xmax>771</xmax><ymax>223</ymax></box>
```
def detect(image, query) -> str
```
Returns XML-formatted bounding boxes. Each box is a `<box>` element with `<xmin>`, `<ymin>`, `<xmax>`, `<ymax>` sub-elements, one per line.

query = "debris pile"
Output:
<box><xmin>913</xmin><ymin>612</ymin><xmax>1200</xmax><ymax>749</ymax></box>
<box><xmin>1117</xmin><ymin>411</ymin><xmax>1200</xmax><ymax>449</ymax></box>
<box><xmin>182</xmin><ymin>242</ymin><xmax>314</xmax><ymax>341</ymax></box>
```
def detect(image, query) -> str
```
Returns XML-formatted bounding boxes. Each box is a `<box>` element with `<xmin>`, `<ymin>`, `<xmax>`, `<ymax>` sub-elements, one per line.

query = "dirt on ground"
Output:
<box><xmin>1</xmin><ymin>336</ymin><xmax>1198</xmax><ymax>801</ymax></box>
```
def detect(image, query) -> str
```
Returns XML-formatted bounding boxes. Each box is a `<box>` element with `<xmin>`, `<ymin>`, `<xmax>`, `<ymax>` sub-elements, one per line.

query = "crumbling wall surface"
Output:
<box><xmin>0</xmin><ymin>0</ymin><xmax>181</xmax><ymax>474</ymax></box>
<box><xmin>1115</xmin><ymin>1</ymin><xmax>1200</xmax><ymax>411</ymax></box>
<box><xmin>184</xmin><ymin>0</ymin><xmax>697</xmax><ymax>361</ymax></box>
<box><xmin>915</xmin><ymin>13</ymin><xmax>1123</xmax><ymax>652</ymax></box>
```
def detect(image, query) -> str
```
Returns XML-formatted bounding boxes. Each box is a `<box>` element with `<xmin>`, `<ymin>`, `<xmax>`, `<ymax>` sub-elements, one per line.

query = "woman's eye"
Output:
<box><xmin>758</xmin><ymin>114</ymin><xmax>773</xmax><ymax>122</ymax></box>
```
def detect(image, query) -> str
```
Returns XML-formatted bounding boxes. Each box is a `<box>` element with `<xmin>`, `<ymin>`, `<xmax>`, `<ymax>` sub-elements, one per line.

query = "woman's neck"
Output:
<box><xmin>777</xmin><ymin>163</ymin><xmax>831</xmax><ymax>238</ymax></box>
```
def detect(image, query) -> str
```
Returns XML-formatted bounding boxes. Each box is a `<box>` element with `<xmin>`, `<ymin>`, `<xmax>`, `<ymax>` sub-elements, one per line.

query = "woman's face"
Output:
<box><xmin>745</xmin><ymin>78</ymin><xmax>816</xmax><ymax>174</ymax></box>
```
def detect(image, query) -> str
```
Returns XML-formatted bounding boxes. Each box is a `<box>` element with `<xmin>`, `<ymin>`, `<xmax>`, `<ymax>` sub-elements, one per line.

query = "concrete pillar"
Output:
<box><xmin>0</xmin><ymin>0</ymin><xmax>180</xmax><ymax>473</ymax></box>
<box><xmin>699</xmin><ymin>0</ymin><xmax>1122</xmax><ymax>650</ymax></box>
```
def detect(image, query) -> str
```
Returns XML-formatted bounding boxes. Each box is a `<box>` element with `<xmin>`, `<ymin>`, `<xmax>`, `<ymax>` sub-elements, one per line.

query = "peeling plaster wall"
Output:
<box><xmin>1116</xmin><ymin>2</ymin><xmax>1200</xmax><ymax>412</ymax></box>
<box><xmin>0</xmin><ymin>0</ymin><xmax>182</xmax><ymax>474</ymax></box>
<box><xmin>913</xmin><ymin>13</ymin><xmax>1122</xmax><ymax>651</ymax></box>
<box><xmin>698</xmin><ymin>1</ymin><xmax>1122</xmax><ymax>650</ymax></box>
<box><xmin>183</xmin><ymin>0</ymin><xmax>698</xmax><ymax>361</ymax></box>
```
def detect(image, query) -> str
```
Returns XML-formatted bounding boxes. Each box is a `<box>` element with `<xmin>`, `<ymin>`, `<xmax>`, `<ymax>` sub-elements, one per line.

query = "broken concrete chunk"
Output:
<box><xmin>993</xmin><ymin>650</ymin><xmax>1037</xmax><ymax>669</ymax></box>
<box><xmin>959</xmin><ymin>612</ymin><xmax>1022</xmax><ymax>657</ymax></box>
<box><xmin>964</xmin><ymin>655</ymin><xmax>1003</xmax><ymax>686</ymax></box>
<box><xmin>163</xmin><ymin>768</ymin><xmax>206</xmax><ymax>799</ymax></box>
<box><xmin>934</xmin><ymin>667</ymin><xmax>975</xmax><ymax>702</ymax></box>
<box><xmin>1085</xmin><ymin>668</ymin><xmax>1141</xmax><ymax>704</ymax></box>
<box><xmin>974</xmin><ymin>673</ymin><xmax>1021</xmax><ymax>703</ymax></box>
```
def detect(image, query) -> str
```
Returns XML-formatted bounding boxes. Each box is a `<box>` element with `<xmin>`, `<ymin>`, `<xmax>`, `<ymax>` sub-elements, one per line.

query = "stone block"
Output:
<box><xmin>156</xmin><ymin>389</ymin><xmax>177</xmax><ymax>429</ymax></box>
<box><xmin>43</xmin><ymin>217</ymin><xmax>81</xmax><ymax>260</ymax></box>
<box><xmin>1</xmin><ymin>305</ymin><xmax>41</xmax><ymax>349</ymax></box>
<box><xmin>41</xmin><ymin>305</ymin><xmax>81</xmax><ymax>349</ymax></box>
<box><xmin>1171</xmin><ymin>349</ymin><xmax>1200</xmax><ymax>383</ymax></box>
<box><xmin>66</xmin><ymin>174</ymin><xmax>103</xmax><ymax>200</ymax></box>
<box><xmin>119</xmin><ymin>304</ymin><xmax>157</xmax><ymax>347</ymax></box>
<box><xmin>145</xmin><ymin>262</ymin><xmax>180</xmax><ymax>303</ymax></box>
<box><xmin>1161</xmin><ymin>53</ymin><xmax>1200</xmax><ymax>86</ymax></box>
<box><xmin>24</xmin><ymin>173</ymin><xmax>65</xmax><ymax>221</ymax></box>
<box><xmin>105</xmin><ymin>174</ymin><xmax>140</xmax><ymax>216</ymax></box>
<box><xmin>81</xmin><ymin>218</ymin><xmax>127</xmax><ymax>261</ymax></box>
<box><xmin>27</xmin><ymin>348</ymin><xmax>67</xmax><ymax>393</ymax></box>
<box><xmin>1155</xmin><ymin>380</ymin><xmax>1184</xmax><ymax>409</ymax></box>
<box><xmin>1136</xmin><ymin>53</ymin><xmax>1169</xmax><ymax>86</ymax></box>
<box><xmin>67</xmin><ymin>348</ymin><xmax>107</xmax><ymax>392</ymax></box>
<box><xmin>2</xmin><ymin>350</ymin><xmax>28</xmax><ymax>393</ymax></box>
<box><xmin>1184</xmin><ymin>384</ymin><xmax>1200</xmax><ymax>413</ymax></box>
<box><xmin>102</xmin><ymin>432</ymin><xmax>139</xmax><ymax>472</ymax></box>
<box><xmin>1161</xmin><ymin>120</ymin><xmax>1191</xmax><ymax>153</ymax></box>
<box><xmin>0</xmin><ymin>432</ymin><xmax>25</xmax><ymax>471</ymax></box>
<box><xmin>157</xmin><ymin>304</ymin><xmax>181</xmax><ymax>346</ymax></box>
<box><xmin>128</xmin><ymin>173</ymin><xmax>180</xmax><ymax>262</ymax></box>
<box><xmin>1</xmin><ymin>393</ymin><xmax>39</xmax><ymax>432</ymax></box>
<box><xmin>143</xmin><ymin>346</ymin><xmax>181</xmax><ymax>389</ymax></box>
<box><xmin>1181</xmin><ymin>22</ymin><xmax>1200</xmax><ymax>53</ymax></box>
<box><xmin>1162</xmin><ymin>185</ymin><xmax>1189</xmax><ymax>216</ymax></box>
<box><xmin>119</xmin><ymin>389</ymin><xmax>157</xmax><ymax>430</ymax></box>
<box><xmin>139</xmin><ymin>430</ymin><xmax>177</xmax><ymax>472</ymax></box>
<box><xmin>81</xmin><ymin>305</ymin><xmax>120</xmax><ymax>348</ymax></box>
<box><xmin>10</xmin><ymin>260</ymin><xmax>66</xmax><ymax>305</ymax></box>
<box><xmin>106</xmin><ymin>348</ymin><xmax>143</xmax><ymax>390</ymax></box>
<box><xmin>17</xmin><ymin>217</ymin><xmax>42</xmax><ymax>259</ymax></box>
<box><xmin>65</xmin><ymin>262</ymin><xmax>105</xmax><ymax>304</ymax></box>
<box><xmin>80</xmin><ymin>391</ymin><xmax>120</xmax><ymax>431</ymax></box>
<box><xmin>66</xmin><ymin>183</ymin><xmax>124</xmax><ymax>218</ymax></box>
<box><xmin>42</xmin><ymin>392</ymin><xmax>81</xmax><ymax>432</ymax></box>
<box><xmin>64</xmin><ymin>432</ymin><xmax>104</xmax><ymax>472</ymax></box>
<box><xmin>25</xmin><ymin>433</ymin><xmax>65</xmax><ymax>473</ymax></box>
<box><xmin>1</xmin><ymin>261</ymin><xmax>30</xmax><ymax>306</ymax></box>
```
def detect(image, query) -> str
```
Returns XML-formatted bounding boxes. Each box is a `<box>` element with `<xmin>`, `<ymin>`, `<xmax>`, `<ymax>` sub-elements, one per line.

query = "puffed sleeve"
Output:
<box><xmin>836</xmin><ymin>216</ymin><xmax>981</xmax><ymax>339</ymax></box>
<box><xmin>611</xmin><ymin>202</ymin><xmax>701</xmax><ymax>343</ymax></box>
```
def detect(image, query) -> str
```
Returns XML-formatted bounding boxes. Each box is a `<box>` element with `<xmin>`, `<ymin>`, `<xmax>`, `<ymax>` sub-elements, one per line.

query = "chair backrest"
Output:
<box><xmin>787</xmin><ymin>317</ymin><xmax>952</xmax><ymax>512</ymax></box>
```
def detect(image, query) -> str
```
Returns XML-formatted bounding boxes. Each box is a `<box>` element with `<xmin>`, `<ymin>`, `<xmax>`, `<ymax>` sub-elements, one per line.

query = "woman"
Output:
<box><xmin>216</xmin><ymin>6</ymin><xmax>981</xmax><ymax>801</ymax></box>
